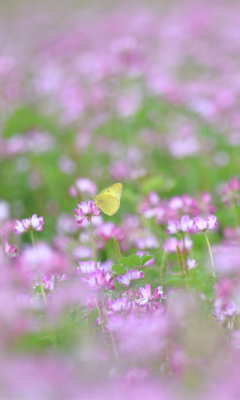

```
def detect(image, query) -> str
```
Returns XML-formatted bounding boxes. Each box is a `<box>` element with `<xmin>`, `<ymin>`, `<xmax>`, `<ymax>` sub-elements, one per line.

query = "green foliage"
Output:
<box><xmin>141</xmin><ymin>174</ymin><xmax>176</xmax><ymax>194</ymax></box>
<box><xmin>114</xmin><ymin>253</ymin><xmax>154</xmax><ymax>271</ymax></box>
<box><xmin>112</xmin><ymin>265</ymin><xmax>127</xmax><ymax>275</ymax></box>
<box><xmin>112</xmin><ymin>235</ymin><xmax>122</xmax><ymax>263</ymax></box>
<box><xmin>3</xmin><ymin>106</ymin><xmax>58</xmax><ymax>138</ymax></box>
<box><xmin>176</xmin><ymin>246</ymin><xmax>185</xmax><ymax>277</ymax></box>
<box><xmin>164</xmin><ymin>275</ymin><xmax>184</xmax><ymax>287</ymax></box>
<box><xmin>160</xmin><ymin>250</ymin><xmax>168</xmax><ymax>286</ymax></box>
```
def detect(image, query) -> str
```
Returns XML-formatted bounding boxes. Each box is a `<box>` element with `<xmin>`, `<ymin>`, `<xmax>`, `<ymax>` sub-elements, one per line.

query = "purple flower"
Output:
<box><xmin>166</xmin><ymin>215</ymin><xmax>191</xmax><ymax>234</ymax></box>
<box><xmin>97</xmin><ymin>222</ymin><xmax>124</xmax><ymax>241</ymax></box>
<box><xmin>14</xmin><ymin>214</ymin><xmax>44</xmax><ymax>234</ymax></box>
<box><xmin>153</xmin><ymin>286</ymin><xmax>164</xmax><ymax>299</ymax></box>
<box><xmin>75</xmin><ymin>178</ymin><xmax>97</xmax><ymax>195</ymax></box>
<box><xmin>108</xmin><ymin>297</ymin><xmax>129</xmax><ymax>312</ymax></box>
<box><xmin>206</xmin><ymin>215</ymin><xmax>218</xmax><ymax>229</ymax></box>
<box><xmin>137</xmin><ymin>251</ymin><xmax>155</xmax><ymax>266</ymax></box>
<box><xmin>136</xmin><ymin>284</ymin><xmax>164</xmax><ymax>305</ymax></box>
<box><xmin>163</xmin><ymin>236</ymin><xmax>193</xmax><ymax>254</ymax></box>
<box><xmin>69</xmin><ymin>185</ymin><xmax>78</xmax><ymax>198</ymax></box>
<box><xmin>135</xmin><ymin>235</ymin><xmax>159</xmax><ymax>250</ymax></box>
<box><xmin>117</xmin><ymin>267</ymin><xmax>145</xmax><ymax>287</ymax></box>
<box><xmin>187</xmin><ymin>257</ymin><xmax>198</xmax><ymax>270</ymax></box>
<box><xmin>168</xmin><ymin>196</ymin><xmax>184</xmax><ymax>210</ymax></box>
<box><xmin>189</xmin><ymin>215</ymin><xmax>218</xmax><ymax>233</ymax></box>
<box><xmin>4</xmin><ymin>241</ymin><xmax>18</xmax><ymax>258</ymax></box>
<box><xmin>117</xmin><ymin>274</ymin><xmax>131</xmax><ymax>287</ymax></box>
<box><xmin>73</xmin><ymin>246</ymin><xmax>93</xmax><ymax>260</ymax></box>
<box><xmin>214</xmin><ymin>298</ymin><xmax>237</xmax><ymax>322</ymax></box>
<box><xmin>128</xmin><ymin>267</ymin><xmax>145</xmax><ymax>280</ymax></box>
<box><xmin>77</xmin><ymin>260</ymin><xmax>100</xmax><ymax>274</ymax></box>
<box><xmin>82</xmin><ymin>269</ymin><xmax>115</xmax><ymax>291</ymax></box>
<box><xmin>74</xmin><ymin>201</ymin><xmax>101</xmax><ymax>224</ymax></box>
<box><xmin>136</xmin><ymin>284</ymin><xmax>152</xmax><ymax>305</ymax></box>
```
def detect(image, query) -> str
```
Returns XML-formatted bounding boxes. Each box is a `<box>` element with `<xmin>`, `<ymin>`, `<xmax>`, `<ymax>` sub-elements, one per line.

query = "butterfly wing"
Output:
<box><xmin>95</xmin><ymin>194</ymin><xmax>120</xmax><ymax>216</ymax></box>
<box><xmin>98</xmin><ymin>183</ymin><xmax>122</xmax><ymax>201</ymax></box>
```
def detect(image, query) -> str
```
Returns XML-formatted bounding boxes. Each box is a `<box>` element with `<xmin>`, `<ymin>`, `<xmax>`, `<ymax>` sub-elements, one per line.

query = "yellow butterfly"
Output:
<box><xmin>93</xmin><ymin>183</ymin><xmax>123</xmax><ymax>216</ymax></box>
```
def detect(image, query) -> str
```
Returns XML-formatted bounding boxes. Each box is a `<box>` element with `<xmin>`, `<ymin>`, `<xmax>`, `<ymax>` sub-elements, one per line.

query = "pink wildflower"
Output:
<box><xmin>4</xmin><ymin>241</ymin><xmax>18</xmax><ymax>258</ymax></box>
<box><xmin>117</xmin><ymin>267</ymin><xmax>145</xmax><ymax>287</ymax></box>
<box><xmin>135</xmin><ymin>235</ymin><xmax>159</xmax><ymax>250</ymax></box>
<box><xmin>187</xmin><ymin>257</ymin><xmax>198</xmax><ymax>270</ymax></box>
<box><xmin>163</xmin><ymin>236</ymin><xmax>193</xmax><ymax>253</ymax></box>
<box><xmin>136</xmin><ymin>284</ymin><xmax>164</xmax><ymax>305</ymax></box>
<box><xmin>77</xmin><ymin>260</ymin><xmax>100</xmax><ymax>274</ymax></box>
<box><xmin>166</xmin><ymin>215</ymin><xmax>191</xmax><ymax>234</ymax></box>
<box><xmin>97</xmin><ymin>222</ymin><xmax>124</xmax><ymax>241</ymax></box>
<box><xmin>214</xmin><ymin>298</ymin><xmax>237</xmax><ymax>322</ymax></box>
<box><xmin>74</xmin><ymin>201</ymin><xmax>101</xmax><ymax>224</ymax></box>
<box><xmin>189</xmin><ymin>215</ymin><xmax>218</xmax><ymax>233</ymax></box>
<box><xmin>14</xmin><ymin>214</ymin><xmax>44</xmax><ymax>234</ymax></box>
<box><xmin>82</xmin><ymin>269</ymin><xmax>115</xmax><ymax>291</ymax></box>
<box><xmin>108</xmin><ymin>297</ymin><xmax>129</xmax><ymax>312</ymax></box>
<box><xmin>75</xmin><ymin>178</ymin><xmax>97</xmax><ymax>195</ymax></box>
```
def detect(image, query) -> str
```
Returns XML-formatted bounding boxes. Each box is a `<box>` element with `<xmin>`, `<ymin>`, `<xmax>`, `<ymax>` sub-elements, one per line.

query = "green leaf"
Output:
<box><xmin>112</xmin><ymin>264</ymin><xmax>127</xmax><ymax>275</ymax></box>
<box><xmin>87</xmin><ymin>307</ymin><xmax>99</xmax><ymax>327</ymax></box>
<box><xmin>121</xmin><ymin>257</ymin><xmax>134</xmax><ymax>268</ymax></box>
<box><xmin>34</xmin><ymin>285</ymin><xmax>42</xmax><ymax>294</ymax></box>
<box><xmin>141</xmin><ymin>174</ymin><xmax>176</xmax><ymax>194</ymax></box>
<box><xmin>164</xmin><ymin>275</ymin><xmax>184</xmax><ymax>287</ymax></box>
<box><xmin>160</xmin><ymin>250</ymin><xmax>168</xmax><ymax>286</ymax></box>
<box><xmin>129</xmin><ymin>254</ymin><xmax>141</xmax><ymax>266</ymax></box>
<box><xmin>3</xmin><ymin>106</ymin><xmax>57</xmax><ymax>138</ymax></box>
<box><xmin>141</xmin><ymin>175</ymin><xmax>165</xmax><ymax>194</ymax></box>
<box><xmin>141</xmin><ymin>255</ymin><xmax>153</xmax><ymax>266</ymax></box>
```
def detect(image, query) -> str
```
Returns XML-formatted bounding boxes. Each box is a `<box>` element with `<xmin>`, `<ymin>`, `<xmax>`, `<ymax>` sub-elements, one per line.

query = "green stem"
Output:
<box><xmin>30</xmin><ymin>231</ymin><xmax>48</xmax><ymax>305</ymax></box>
<box><xmin>150</xmin><ymin>301</ymin><xmax>154</xmax><ymax>314</ymax></box>
<box><xmin>95</xmin><ymin>293</ymin><xmax>104</xmax><ymax>333</ymax></box>
<box><xmin>101</xmin><ymin>290</ymin><xmax>119</xmax><ymax>363</ymax></box>
<box><xmin>90</xmin><ymin>217</ymin><xmax>98</xmax><ymax>269</ymax></box>
<box><xmin>232</xmin><ymin>199</ymin><xmax>239</xmax><ymax>238</ymax></box>
<box><xmin>0</xmin><ymin>233</ymin><xmax>3</xmax><ymax>248</ymax></box>
<box><xmin>180</xmin><ymin>232</ymin><xmax>189</xmax><ymax>277</ymax></box>
<box><xmin>132</xmin><ymin>287</ymin><xmax>139</xmax><ymax>317</ymax></box>
<box><xmin>204</xmin><ymin>232</ymin><xmax>217</xmax><ymax>286</ymax></box>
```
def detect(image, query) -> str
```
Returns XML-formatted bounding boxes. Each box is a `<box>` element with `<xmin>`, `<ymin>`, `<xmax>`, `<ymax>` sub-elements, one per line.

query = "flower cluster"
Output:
<box><xmin>117</xmin><ymin>267</ymin><xmax>145</xmax><ymax>287</ymax></box>
<box><xmin>14</xmin><ymin>214</ymin><xmax>44</xmax><ymax>234</ymax></box>
<box><xmin>74</xmin><ymin>201</ymin><xmax>101</xmax><ymax>224</ymax></box>
<box><xmin>1</xmin><ymin>2</ymin><xmax>240</xmax><ymax>399</ymax></box>
<box><xmin>167</xmin><ymin>215</ymin><xmax>218</xmax><ymax>235</ymax></box>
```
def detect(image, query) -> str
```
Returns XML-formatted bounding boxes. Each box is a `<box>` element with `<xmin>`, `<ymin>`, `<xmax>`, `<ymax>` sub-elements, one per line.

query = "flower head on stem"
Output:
<box><xmin>14</xmin><ymin>214</ymin><xmax>44</xmax><ymax>234</ymax></box>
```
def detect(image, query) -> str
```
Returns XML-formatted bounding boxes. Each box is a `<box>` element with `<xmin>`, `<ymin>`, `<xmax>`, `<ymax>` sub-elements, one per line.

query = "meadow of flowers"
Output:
<box><xmin>1</xmin><ymin>0</ymin><xmax>240</xmax><ymax>399</ymax></box>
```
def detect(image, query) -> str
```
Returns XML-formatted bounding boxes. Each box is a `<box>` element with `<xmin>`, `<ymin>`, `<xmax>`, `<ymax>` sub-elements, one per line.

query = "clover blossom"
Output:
<box><xmin>74</xmin><ymin>200</ymin><xmax>101</xmax><ymax>224</ymax></box>
<box><xmin>14</xmin><ymin>214</ymin><xmax>44</xmax><ymax>234</ymax></box>
<box><xmin>76</xmin><ymin>178</ymin><xmax>97</xmax><ymax>194</ymax></box>
<box><xmin>136</xmin><ymin>284</ymin><xmax>164</xmax><ymax>305</ymax></box>
<box><xmin>77</xmin><ymin>260</ymin><xmax>101</xmax><ymax>274</ymax></box>
<box><xmin>4</xmin><ymin>241</ymin><xmax>18</xmax><ymax>258</ymax></box>
<box><xmin>168</xmin><ymin>195</ymin><xmax>200</xmax><ymax>217</ymax></box>
<box><xmin>108</xmin><ymin>297</ymin><xmax>130</xmax><ymax>312</ymax></box>
<box><xmin>222</xmin><ymin>177</ymin><xmax>240</xmax><ymax>206</ymax></box>
<box><xmin>97</xmin><ymin>222</ymin><xmax>124</xmax><ymax>241</ymax></box>
<box><xmin>117</xmin><ymin>267</ymin><xmax>145</xmax><ymax>287</ymax></box>
<box><xmin>36</xmin><ymin>273</ymin><xmax>68</xmax><ymax>291</ymax></box>
<box><xmin>82</xmin><ymin>269</ymin><xmax>115</xmax><ymax>291</ymax></box>
<box><xmin>167</xmin><ymin>215</ymin><xmax>191</xmax><ymax>234</ymax></box>
<box><xmin>135</xmin><ymin>235</ymin><xmax>159</xmax><ymax>250</ymax></box>
<box><xmin>187</xmin><ymin>257</ymin><xmax>198</xmax><ymax>270</ymax></box>
<box><xmin>189</xmin><ymin>215</ymin><xmax>218</xmax><ymax>233</ymax></box>
<box><xmin>214</xmin><ymin>298</ymin><xmax>237</xmax><ymax>322</ymax></box>
<box><xmin>163</xmin><ymin>236</ymin><xmax>193</xmax><ymax>254</ymax></box>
